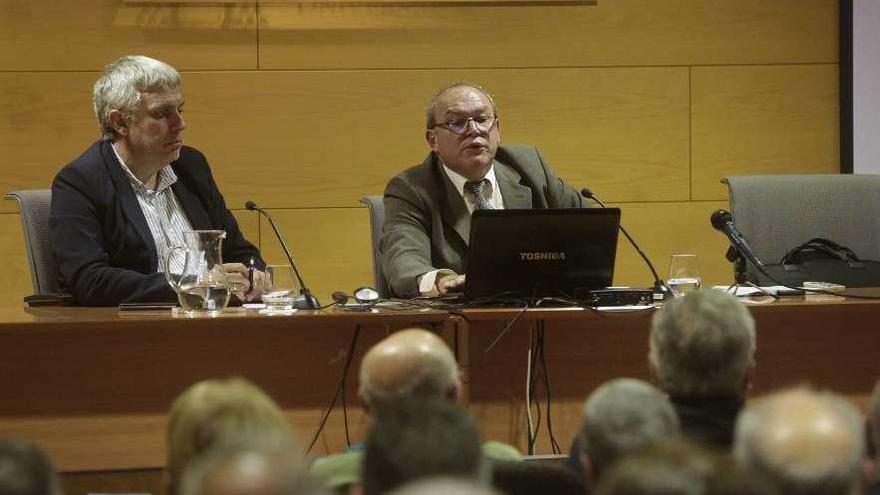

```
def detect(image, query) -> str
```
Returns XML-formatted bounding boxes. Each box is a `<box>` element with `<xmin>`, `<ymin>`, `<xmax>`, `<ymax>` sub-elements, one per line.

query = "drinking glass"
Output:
<box><xmin>667</xmin><ymin>254</ymin><xmax>702</xmax><ymax>297</ymax></box>
<box><xmin>262</xmin><ymin>264</ymin><xmax>299</xmax><ymax>310</ymax></box>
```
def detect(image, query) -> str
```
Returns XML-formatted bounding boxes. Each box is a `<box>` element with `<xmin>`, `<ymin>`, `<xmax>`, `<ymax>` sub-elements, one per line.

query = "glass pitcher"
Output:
<box><xmin>163</xmin><ymin>230</ymin><xmax>231</xmax><ymax>314</ymax></box>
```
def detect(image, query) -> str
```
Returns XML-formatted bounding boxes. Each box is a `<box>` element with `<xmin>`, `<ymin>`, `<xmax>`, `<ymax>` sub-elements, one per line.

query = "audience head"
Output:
<box><xmin>424</xmin><ymin>82</ymin><xmax>501</xmax><ymax>181</ymax></box>
<box><xmin>93</xmin><ymin>55</ymin><xmax>181</xmax><ymax>140</ymax></box>
<box><xmin>734</xmin><ymin>386</ymin><xmax>864</xmax><ymax>495</ymax></box>
<box><xmin>869</xmin><ymin>380</ymin><xmax>880</xmax><ymax>459</ymax></box>
<box><xmin>578</xmin><ymin>378</ymin><xmax>680</xmax><ymax>485</ymax></box>
<box><xmin>649</xmin><ymin>289</ymin><xmax>756</xmax><ymax>399</ymax></box>
<box><xmin>389</xmin><ymin>477</ymin><xmax>501</xmax><ymax>495</ymax></box>
<box><xmin>0</xmin><ymin>438</ymin><xmax>62</xmax><ymax>495</ymax></box>
<box><xmin>594</xmin><ymin>438</ymin><xmax>719</xmax><ymax>495</ymax></box>
<box><xmin>167</xmin><ymin>377</ymin><xmax>295</xmax><ymax>495</ymax></box>
<box><xmin>181</xmin><ymin>440</ymin><xmax>320</xmax><ymax>495</ymax></box>
<box><xmin>359</xmin><ymin>328</ymin><xmax>460</xmax><ymax>411</ymax></box>
<box><xmin>361</xmin><ymin>399</ymin><xmax>485</xmax><ymax>495</ymax></box>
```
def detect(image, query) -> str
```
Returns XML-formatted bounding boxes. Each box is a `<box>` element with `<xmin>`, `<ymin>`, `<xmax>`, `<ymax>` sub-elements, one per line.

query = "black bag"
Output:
<box><xmin>758</xmin><ymin>238</ymin><xmax>880</xmax><ymax>287</ymax></box>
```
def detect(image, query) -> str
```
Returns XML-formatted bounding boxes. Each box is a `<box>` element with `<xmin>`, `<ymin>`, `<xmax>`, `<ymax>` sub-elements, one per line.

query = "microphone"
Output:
<box><xmin>710</xmin><ymin>210</ymin><xmax>764</xmax><ymax>267</ymax></box>
<box><xmin>580</xmin><ymin>188</ymin><xmax>668</xmax><ymax>295</ymax></box>
<box><xmin>245</xmin><ymin>201</ymin><xmax>320</xmax><ymax>309</ymax></box>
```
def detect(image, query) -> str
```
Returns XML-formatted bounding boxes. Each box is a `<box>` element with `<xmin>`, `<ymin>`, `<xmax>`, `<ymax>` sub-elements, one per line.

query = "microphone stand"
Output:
<box><xmin>724</xmin><ymin>245</ymin><xmax>778</xmax><ymax>300</ymax></box>
<box><xmin>246</xmin><ymin>201</ymin><xmax>321</xmax><ymax>310</ymax></box>
<box><xmin>580</xmin><ymin>189</ymin><xmax>670</xmax><ymax>299</ymax></box>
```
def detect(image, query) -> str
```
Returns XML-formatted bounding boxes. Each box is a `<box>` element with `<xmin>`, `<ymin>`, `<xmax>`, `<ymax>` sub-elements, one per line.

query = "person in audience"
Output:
<box><xmin>361</xmin><ymin>399</ymin><xmax>487</xmax><ymax>495</ymax></box>
<box><xmin>50</xmin><ymin>55</ymin><xmax>265</xmax><ymax>306</ymax></box>
<box><xmin>166</xmin><ymin>377</ymin><xmax>297</xmax><ymax>495</ymax></box>
<box><xmin>867</xmin><ymin>380</ymin><xmax>880</xmax><ymax>495</ymax></box>
<box><xmin>491</xmin><ymin>459</ymin><xmax>585</xmax><ymax>495</ymax></box>
<box><xmin>181</xmin><ymin>438</ymin><xmax>322</xmax><ymax>495</ymax></box>
<box><xmin>0</xmin><ymin>437</ymin><xmax>62</xmax><ymax>495</ymax></box>
<box><xmin>734</xmin><ymin>386</ymin><xmax>865</xmax><ymax>495</ymax></box>
<box><xmin>649</xmin><ymin>289</ymin><xmax>755</xmax><ymax>450</ymax></box>
<box><xmin>310</xmin><ymin>328</ymin><xmax>519</xmax><ymax>493</ymax></box>
<box><xmin>388</xmin><ymin>477</ymin><xmax>501</xmax><ymax>495</ymax></box>
<box><xmin>569</xmin><ymin>378</ymin><xmax>681</xmax><ymax>490</ymax></box>
<box><xmin>380</xmin><ymin>82</ymin><xmax>585</xmax><ymax>298</ymax></box>
<box><xmin>595</xmin><ymin>438</ymin><xmax>771</xmax><ymax>495</ymax></box>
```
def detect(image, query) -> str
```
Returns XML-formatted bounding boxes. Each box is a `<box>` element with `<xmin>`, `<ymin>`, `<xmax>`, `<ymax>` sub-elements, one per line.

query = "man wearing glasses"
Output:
<box><xmin>381</xmin><ymin>82</ymin><xmax>585</xmax><ymax>298</ymax></box>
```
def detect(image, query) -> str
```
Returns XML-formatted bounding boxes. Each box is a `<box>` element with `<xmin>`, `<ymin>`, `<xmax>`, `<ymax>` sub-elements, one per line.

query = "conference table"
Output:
<box><xmin>1</xmin><ymin>293</ymin><xmax>879</xmax><ymax>493</ymax></box>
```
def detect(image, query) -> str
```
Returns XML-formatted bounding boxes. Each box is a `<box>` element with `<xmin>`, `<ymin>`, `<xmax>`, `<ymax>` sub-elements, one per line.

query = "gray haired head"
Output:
<box><xmin>92</xmin><ymin>55</ymin><xmax>180</xmax><ymax>139</ymax></box>
<box><xmin>579</xmin><ymin>378</ymin><xmax>680</xmax><ymax>478</ymax></box>
<box><xmin>649</xmin><ymin>289</ymin><xmax>755</xmax><ymax>399</ymax></box>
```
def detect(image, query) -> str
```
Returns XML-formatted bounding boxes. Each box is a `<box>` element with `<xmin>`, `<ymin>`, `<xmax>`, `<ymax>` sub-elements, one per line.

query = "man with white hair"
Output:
<box><xmin>648</xmin><ymin>289</ymin><xmax>756</xmax><ymax>450</ymax></box>
<box><xmin>51</xmin><ymin>55</ymin><xmax>265</xmax><ymax>306</ymax></box>
<box><xmin>734</xmin><ymin>386</ymin><xmax>865</xmax><ymax>495</ymax></box>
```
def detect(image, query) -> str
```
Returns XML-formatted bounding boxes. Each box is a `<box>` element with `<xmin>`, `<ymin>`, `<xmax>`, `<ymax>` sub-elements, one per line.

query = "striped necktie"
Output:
<box><xmin>464</xmin><ymin>179</ymin><xmax>493</xmax><ymax>210</ymax></box>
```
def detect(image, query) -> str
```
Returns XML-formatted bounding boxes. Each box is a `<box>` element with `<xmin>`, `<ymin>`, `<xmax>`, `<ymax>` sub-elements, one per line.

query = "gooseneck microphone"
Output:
<box><xmin>580</xmin><ymin>188</ymin><xmax>668</xmax><ymax>295</ymax></box>
<box><xmin>245</xmin><ymin>200</ymin><xmax>320</xmax><ymax>309</ymax></box>
<box><xmin>710</xmin><ymin>210</ymin><xmax>764</xmax><ymax>267</ymax></box>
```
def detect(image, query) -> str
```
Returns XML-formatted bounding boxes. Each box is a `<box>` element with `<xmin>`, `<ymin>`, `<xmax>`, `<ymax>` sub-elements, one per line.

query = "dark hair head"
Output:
<box><xmin>361</xmin><ymin>400</ymin><xmax>485</xmax><ymax>495</ymax></box>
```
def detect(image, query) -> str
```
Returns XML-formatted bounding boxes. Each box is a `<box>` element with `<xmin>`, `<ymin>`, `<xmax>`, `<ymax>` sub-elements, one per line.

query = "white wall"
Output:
<box><xmin>853</xmin><ymin>0</ymin><xmax>880</xmax><ymax>173</ymax></box>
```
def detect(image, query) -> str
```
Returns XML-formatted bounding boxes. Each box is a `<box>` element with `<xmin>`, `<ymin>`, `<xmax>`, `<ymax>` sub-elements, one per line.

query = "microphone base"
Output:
<box><xmin>291</xmin><ymin>291</ymin><xmax>321</xmax><ymax>310</ymax></box>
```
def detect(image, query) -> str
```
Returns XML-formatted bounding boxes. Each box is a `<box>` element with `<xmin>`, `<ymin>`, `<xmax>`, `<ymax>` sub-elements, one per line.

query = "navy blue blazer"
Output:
<box><xmin>50</xmin><ymin>140</ymin><xmax>264</xmax><ymax>306</ymax></box>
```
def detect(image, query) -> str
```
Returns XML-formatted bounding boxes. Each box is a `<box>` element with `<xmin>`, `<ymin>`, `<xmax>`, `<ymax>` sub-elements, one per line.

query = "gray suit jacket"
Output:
<box><xmin>380</xmin><ymin>144</ymin><xmax>585</xmax><ymax>298</ymax></box>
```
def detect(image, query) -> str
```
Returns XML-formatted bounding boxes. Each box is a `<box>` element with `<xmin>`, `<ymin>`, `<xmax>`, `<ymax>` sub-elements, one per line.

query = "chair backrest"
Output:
<box><xmin>722</xmin><ymin>174</ymin><xmax>880</xmax><ymax>281</ymax></box>
<box><xmin>4</xmin><ymin>189</ymin><xmax>62</xmax><ymax>295</ymax></box>
<box><xmin>359</xmin><ymin>195</ymin><xmax>389</xmax><ymax>298</ymax></box>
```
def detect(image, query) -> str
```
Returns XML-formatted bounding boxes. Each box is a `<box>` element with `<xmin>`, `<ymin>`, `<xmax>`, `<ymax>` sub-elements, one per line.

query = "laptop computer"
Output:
<box><xmin>462</xmin><ymin>208</ymin><xmax>621</xmax><ymax>301</ymax></box>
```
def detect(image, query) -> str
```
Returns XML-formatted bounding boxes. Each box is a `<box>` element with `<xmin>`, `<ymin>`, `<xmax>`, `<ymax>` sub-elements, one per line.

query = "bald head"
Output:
<box><xmin>359</xmin><ymin>329</ymin><xmax>460</xmax><ymax>410</ymax></box>
<box><xmin>734</xmin><ymin>387</ymin><xmax>864</xmax><ymax>495</ymax></box>
<box><xmin>390</xmin><ymin>477</ymin><xmax>499</xmax><ymax>495</ymax></box>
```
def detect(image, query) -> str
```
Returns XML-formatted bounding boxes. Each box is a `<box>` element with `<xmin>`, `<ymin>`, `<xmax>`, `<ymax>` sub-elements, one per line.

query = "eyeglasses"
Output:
<box><xmin>429</xmin><ymin>115</ymin><xmax>497</xmax><ymax>135</ymax></box>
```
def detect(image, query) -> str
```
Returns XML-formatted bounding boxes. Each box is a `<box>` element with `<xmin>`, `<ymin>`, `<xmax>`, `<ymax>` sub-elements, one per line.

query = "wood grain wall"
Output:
<box><xmin>0</xmin><ymin>0</ymin><xmax>838</xmax><ymax>306</ymax></box>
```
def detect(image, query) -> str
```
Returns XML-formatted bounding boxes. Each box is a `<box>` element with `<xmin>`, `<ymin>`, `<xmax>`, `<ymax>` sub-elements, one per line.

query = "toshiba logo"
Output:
<box><xmin>519</xmin><ymin>252</ymin><xmax>566</xmax><ymax>261</ymax></box>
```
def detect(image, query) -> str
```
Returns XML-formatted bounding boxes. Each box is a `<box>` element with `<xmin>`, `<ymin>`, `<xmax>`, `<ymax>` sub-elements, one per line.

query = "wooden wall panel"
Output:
<box><xmin>0</xmin><ymin>213</ymin><xmax>31</xmax><ymax>308</ymax></box>
<box><xmin>0</xmin><ymin>73</ymin><xmax>98</xmax><ymax>213</ymax></box>
<box><xmin>691</xmin><ymin>64</ymin><xmax>840</xmax><ymax>200</ymax></box>
<box><xmin>257</xmin><ymin>208</ymin><xmax>373</xmax><ymax>303</ymax></box>
<box><xmin>610</xmin><ymin>201</ymin><xmax>732</xmax><ymax>288</ymax></box>
<box><xmin>259</xmin><ymin>0</ymin><xmax>836</xmax><ymax>70</ymax></box>
<box><xmin>0</xmin><ymin>1</ymin><xmax>257</xmax><ymax>71</ymax></box>
<box><xmin>178</xmin><ymin>66</ymin><xmax>689</xmax><ymax>208</ymax></box>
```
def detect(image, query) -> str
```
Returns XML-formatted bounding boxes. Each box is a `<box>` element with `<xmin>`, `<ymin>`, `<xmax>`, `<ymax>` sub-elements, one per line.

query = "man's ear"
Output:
<box><xmin>426</xmin><ymin>129</ymin><xmax>438</xmax><ymax>152</ymax></box>
<box><xmin>108</xmin><ymin>110</ymin><xmax>128</xmax><ymax>136</ymax></box>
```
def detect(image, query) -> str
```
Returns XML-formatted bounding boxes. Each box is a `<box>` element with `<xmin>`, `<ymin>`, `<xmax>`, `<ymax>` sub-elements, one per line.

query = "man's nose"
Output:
<box><xmin>173</xmin><ymin>110</ymin><xmax>186</xmax><ymax>132</ymax></box>
<box><xmin>464</xmin><ymin>118</ymin><xmax>482</xmax><ymax>136</ymax></box>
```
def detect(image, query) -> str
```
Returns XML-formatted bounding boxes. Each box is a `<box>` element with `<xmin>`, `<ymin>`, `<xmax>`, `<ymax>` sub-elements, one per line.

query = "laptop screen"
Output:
<box><xmin>464</xmin><ymin>208</ymin><xmax>621</xmax><ymax>300</ymax></box>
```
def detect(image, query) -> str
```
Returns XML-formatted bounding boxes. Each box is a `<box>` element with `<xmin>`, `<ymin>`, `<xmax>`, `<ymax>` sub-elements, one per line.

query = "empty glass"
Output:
<box><xmin>667</xmin><ymin>254</ymin><xmax>701</xmax><ymax>297</ymax></box>
<box><xmin>262</xmin><ymin>264</ymin><xmax>298</xmax><ymax>310</ymax></box>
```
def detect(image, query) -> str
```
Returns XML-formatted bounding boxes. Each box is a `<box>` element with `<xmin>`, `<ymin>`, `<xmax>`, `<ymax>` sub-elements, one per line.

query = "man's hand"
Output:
<box><xmin>222</xmin><ymin>262</ymin><xmax>250</xmax><ymax>299</ymax></box>
<box><xmin>436</xmin><ymin>274</ymin><xmax>466</xmax><ymax>294</ymax></box>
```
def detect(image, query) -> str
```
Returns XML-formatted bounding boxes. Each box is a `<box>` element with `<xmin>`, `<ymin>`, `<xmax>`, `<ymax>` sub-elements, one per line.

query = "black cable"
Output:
<box><xmin>527</xmin><ymin>325</ymin><xmax>544</xmax><ymax>455</ymax></box>
<box><xmin>539</xmin><ymin>323</ymin><xmax>561</xmax><ymax>454</ymax></box>
<box><xmin>484</xmin><ymin>301</ymin><xmax>530</xmax><ymax>355</ymax></box>
<box><xmin>306</xmin><ymin>324</ymin><xmax>362</xmax><ymax>455</ymax></box>
<box><xmin>342</xmin><ymin>366</ymin><xmax>351</xmax><ymax>448</ymax></box>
